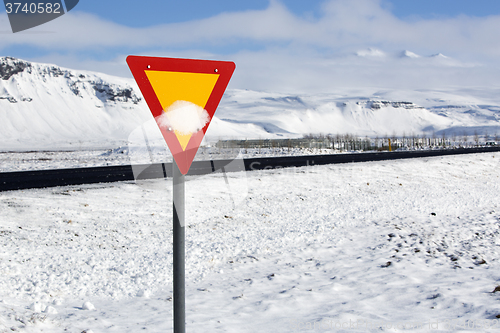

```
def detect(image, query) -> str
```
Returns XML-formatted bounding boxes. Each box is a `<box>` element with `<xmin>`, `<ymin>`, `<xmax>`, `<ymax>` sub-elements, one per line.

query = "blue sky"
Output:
<box><xmin>75</xmin><ymin>0</ymin><xmax>500</xmax><ymax>26</ymax></box>
<box><xmin>2</xmin><ymin>0</ymin><xmax>500</xmax><ymax>92</ymax></box>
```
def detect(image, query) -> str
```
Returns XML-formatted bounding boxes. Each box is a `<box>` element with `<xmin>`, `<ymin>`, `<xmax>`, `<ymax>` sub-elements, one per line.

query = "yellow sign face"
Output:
<box><xmin>145</xmin><ymin>70</ymin><xmax>220</xmax><ymax>150</ymax></box>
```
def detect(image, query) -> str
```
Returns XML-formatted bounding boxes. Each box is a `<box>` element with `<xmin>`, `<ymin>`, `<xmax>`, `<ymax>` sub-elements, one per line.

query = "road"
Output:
<box><xmin>0</xmin><ymin>147</ymin><xmax>499</xmax><ymax>192</ymax></box>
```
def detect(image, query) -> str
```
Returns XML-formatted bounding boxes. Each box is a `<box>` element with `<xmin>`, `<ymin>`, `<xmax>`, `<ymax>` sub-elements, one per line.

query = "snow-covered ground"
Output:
<box><xmin>0</xmin><ymin>147</ymin><xmax>339</xmax><ymax>172</ymax></box>
<box><xmin>8</xmin><ymin>144</ymin><xmax>429</xmax><ymax>173</ymax></box>
<box><xmin>1</xmin><ymin>56</ymin><xmax>500</xmax><ymax>333</ymax></box>
<box><xmin>1</xmin><ymin>152</ymin><xmax>499</xmax><ymax>332</ymax></box>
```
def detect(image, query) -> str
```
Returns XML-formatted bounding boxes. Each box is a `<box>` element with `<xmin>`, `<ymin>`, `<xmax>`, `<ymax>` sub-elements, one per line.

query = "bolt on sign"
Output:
<box><xmin>126</xmin><ymin>55</ymin><xmax>236</xmax><ymax>174</ymax></box>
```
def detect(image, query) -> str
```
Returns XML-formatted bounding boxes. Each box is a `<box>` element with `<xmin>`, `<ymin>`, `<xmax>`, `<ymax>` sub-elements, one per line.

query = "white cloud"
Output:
<box><xmin>1</xmin><ymin>0</ymin><xmax>498</xmax><ymax>59</ymax></box>
<box><xmin>0</xmin><ymin>2</ymin><xmax>310</xmax><ymax>49</ymax></box>
<box><xmin>356</xmin><ymin>48</ymin><xmax>386</xmax><ymax>57</ymax></box>
<box><xmin>226</xmin><ymin>48</ymin><xmax>500</xmax><ymax>94</ymax></box>
<box><xmin>2</xmin><ymin>0</ymin><xmax>500</xmax><ymax>93</ymax></box>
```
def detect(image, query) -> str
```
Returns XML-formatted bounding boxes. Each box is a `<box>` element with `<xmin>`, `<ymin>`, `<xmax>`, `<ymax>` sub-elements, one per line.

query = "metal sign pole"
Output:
<box><xmin>173</xmin><ymin>160</ymin><xmax>185</xmax><ymax>333</ymax></box>
<box><xmin>127</xmin><ymin>55</ymin><xmax>235</xmax><ymax>332</ymax></box>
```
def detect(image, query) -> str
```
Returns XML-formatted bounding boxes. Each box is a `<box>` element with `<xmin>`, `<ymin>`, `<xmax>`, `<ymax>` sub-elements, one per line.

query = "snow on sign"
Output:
<box><xmin>126</xmin><ymin>55</ymin><xmax>235</xmax><ymax>174</ymax></box>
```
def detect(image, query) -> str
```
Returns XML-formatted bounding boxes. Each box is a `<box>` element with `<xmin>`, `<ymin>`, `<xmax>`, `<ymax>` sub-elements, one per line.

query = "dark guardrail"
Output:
<box><xmin>1</xmin><ymin>147</ymin><xmax>499</xmax><ymax>192</ymax></box>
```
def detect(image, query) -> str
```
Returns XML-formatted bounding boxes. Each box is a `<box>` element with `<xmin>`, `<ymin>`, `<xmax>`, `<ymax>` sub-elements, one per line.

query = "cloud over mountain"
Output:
<box><xmin>1</xmin><ymin>0</ymin><xmax>500</xmax><ymax>94</ymax></box>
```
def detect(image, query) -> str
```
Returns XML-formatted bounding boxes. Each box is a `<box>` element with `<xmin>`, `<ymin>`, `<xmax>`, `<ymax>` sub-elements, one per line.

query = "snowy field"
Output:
<box><xmin>0</xmin><ymin>147</ymin><xmax>340</xmax><ymax>172</ymax></box>
<box><xmin>1</xmin><ymin>152</ymin><xmax>500</xmax><ymax>332</ymax></box>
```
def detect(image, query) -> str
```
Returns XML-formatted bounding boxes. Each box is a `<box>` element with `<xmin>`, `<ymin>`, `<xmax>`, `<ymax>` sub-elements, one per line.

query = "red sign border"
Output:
<box><xmin>126</xmin><ymin>55</ymin><xmax>235</xmax><ymax>174</ymax></box>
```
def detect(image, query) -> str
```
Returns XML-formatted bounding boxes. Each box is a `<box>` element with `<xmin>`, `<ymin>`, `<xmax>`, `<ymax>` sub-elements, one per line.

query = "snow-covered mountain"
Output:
<box><xmin>400</xmin><ymin>50</ymin><xmax>420</xmax><ymax>58</ymax></box>
<box><xmin>0</xmin><ymin>57</ymin><xmax>499</xmax><ymax>151</ymax></box>
<box><xmin>0</xmin><ymin>57</ymin><xmax>151</xmax><ymax>150</ymax></box>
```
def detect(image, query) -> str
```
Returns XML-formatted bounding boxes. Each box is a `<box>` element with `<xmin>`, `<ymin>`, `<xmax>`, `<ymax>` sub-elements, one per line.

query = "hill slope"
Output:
<box><xmin>0</xmin><ymin>57</ymin><xmax>499</xmax><ymax>151</ymax></box>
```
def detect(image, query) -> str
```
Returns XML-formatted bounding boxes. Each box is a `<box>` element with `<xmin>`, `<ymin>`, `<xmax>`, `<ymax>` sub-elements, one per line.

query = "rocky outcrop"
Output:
<box><xmin>0</xmin><ymin>56</ymin><xmax>142</xmax><ymax>105</ymax></box>
<box><xmin>0</xmin><ymin>57</ymin><xmax>31</xmax><ymax>80</ymax></box>
<box><xmin>368</xmin><ymin>100</ymin><xmax>423</xmax><ymax>110</ymax></box>
<box><xmin>92</xmin><ymin>83</ymin><xmax>141</xmax><ymax>104</ymax></box>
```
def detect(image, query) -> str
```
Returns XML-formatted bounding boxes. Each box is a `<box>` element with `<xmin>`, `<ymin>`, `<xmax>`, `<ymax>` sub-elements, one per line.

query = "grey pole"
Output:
<box><xmin>173</xmin><ymin>160</ymin><xmax>185</xmax><ymax>333</ymax></box>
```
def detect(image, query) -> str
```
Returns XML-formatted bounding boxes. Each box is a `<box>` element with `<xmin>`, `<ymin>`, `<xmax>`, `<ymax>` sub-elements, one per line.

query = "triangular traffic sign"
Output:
<box><xmin>127</xmin><ymin>55</ymin><xmax>235</xmax><ymax>174</ymax></box>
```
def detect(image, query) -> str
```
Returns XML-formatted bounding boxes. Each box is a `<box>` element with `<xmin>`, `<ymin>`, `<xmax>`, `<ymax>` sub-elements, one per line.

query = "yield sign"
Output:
<box><xmin>126</xmin><ymin>55</ymin><xmax>235</xmax><ymax>174</ymax></box>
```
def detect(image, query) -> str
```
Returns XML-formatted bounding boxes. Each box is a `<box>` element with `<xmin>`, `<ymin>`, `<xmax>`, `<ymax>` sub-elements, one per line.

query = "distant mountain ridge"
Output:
<box><xmin>0</xmin><ymin>57</ymin><xmax>499</xmax><ymax>151</ymax></box>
